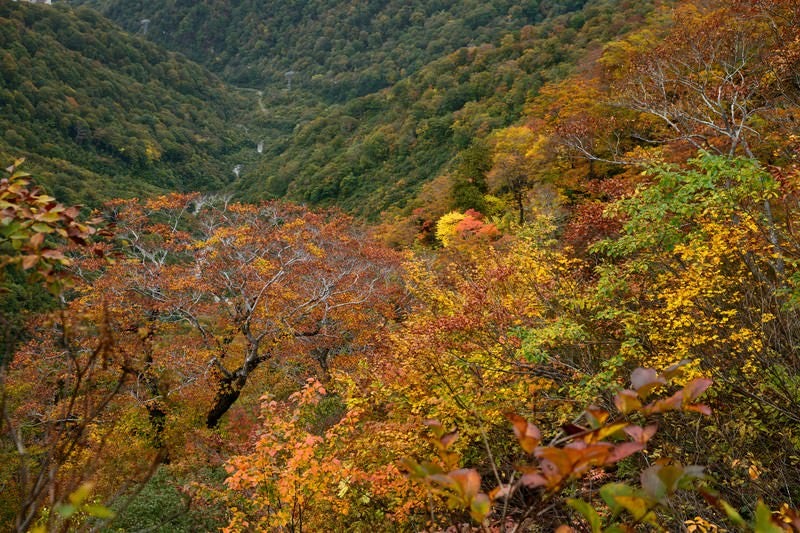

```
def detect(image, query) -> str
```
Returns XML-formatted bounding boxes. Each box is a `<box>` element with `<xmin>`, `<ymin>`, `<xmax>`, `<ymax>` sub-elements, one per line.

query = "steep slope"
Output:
<box><xmin>0</xmin><ymin>3</ymin><xmax>252</xmax><ymax>205</ymax></box>
<box><xmin>12</xmin><ymin>0</ymin><xmax>655</xmax><ymax>219</ymax></box>
<box><xmin>55</xmin><ymin>0</ymin><xmax>654</xmax><ymax>219</ymax></box>
<box><xmin>236</xmin><ymin>0</ymin><xmax>656</xmax><ymax>219</ymax></box>
<box><xmin>70</xmin><ymin>0</ymin><xmax>588</xmax><ymax>102</ymax></box>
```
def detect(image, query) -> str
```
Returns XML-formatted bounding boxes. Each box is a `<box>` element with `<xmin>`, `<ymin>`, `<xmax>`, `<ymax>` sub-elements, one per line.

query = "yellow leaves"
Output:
<box><xmin>685</xmin><ymin>516</ymin><xmax>725</xmax><ymax>533</ymax></box>
<box><xmin>144</xmin><ymin>142</ymin><xmax>161</xmax><ymax>162</ymax></box>
<box><xmin>625</xmin><ymin>214</ymin><xmax>769</xmax><ymax>372</ymax></box>
<box><xmin>306</xmin><ymin>242</ymin><xmax>325</xmax><ymax>258</ymax></box>
<box><xmin>435</xmin><ymin>211</ymin><xmax>466</xmax><ymax>247</ymax></box>
<box><xmin>223</xmin><ymin>378</ymin><xmax>379</xmax><ymax>531</ymax></box>
<box><xmin>143</xmin><ymin>192</ymin><xmax>199</xmax><ymax>211</ymax></box>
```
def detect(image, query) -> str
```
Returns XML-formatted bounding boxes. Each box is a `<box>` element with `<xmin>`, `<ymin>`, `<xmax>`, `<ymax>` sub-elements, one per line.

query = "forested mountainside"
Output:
<box><xmin>4</xmin><ymin>0</ymin><xmax>800</xmax><ymax>532</ymax></box>
<box><xmin>5</xmin><ymin>0</ymin><xmax>653</xmax><ymax>217</ymax></box>
<box><xmin>70</xmin><ymin>0</ymin><xmax>587</xmax><ymax>101</ymax></box>
<box><xmin>69</xmin><ymin>0</ymin><xmax>634</xmax><ymax>218</ymax></box>
<box><xmin>0</xmin><ymin>3</ymin><xmax>251</xmax><ymax>205</ymax></box>
<box><xmin>237</xmin><ymin>0</ymin><xmax>654</xmax><ymax>218</ymax></box>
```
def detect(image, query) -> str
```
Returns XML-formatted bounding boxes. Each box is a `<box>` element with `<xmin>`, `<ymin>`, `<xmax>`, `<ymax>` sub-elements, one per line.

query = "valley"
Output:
<box><xmin>2</xmin><ymin>1</ymin><xmax>800</xmax><ymax>531</ymax></box>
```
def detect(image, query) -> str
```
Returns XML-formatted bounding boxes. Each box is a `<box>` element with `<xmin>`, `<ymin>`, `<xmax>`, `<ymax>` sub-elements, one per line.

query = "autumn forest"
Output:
<box><xmin>2</xmin><ymin>0</ymin><xmax>800</xmax><ymax>531</ymax></box>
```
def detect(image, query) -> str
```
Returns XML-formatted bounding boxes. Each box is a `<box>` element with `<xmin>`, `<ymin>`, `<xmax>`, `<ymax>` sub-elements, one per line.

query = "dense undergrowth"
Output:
<box><xmin>2</xmin><ymin>0</ymin><xmax>800</xmax><ymax>531</ymax></box>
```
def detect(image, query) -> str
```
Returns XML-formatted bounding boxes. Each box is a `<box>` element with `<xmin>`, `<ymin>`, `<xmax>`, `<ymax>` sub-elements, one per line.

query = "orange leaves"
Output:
<box><xmin>402</xmin><ymin>365</ymin><xmax>714</xmax><ymax>527</ymax></box>
<box><xmin>436</xmin><ymin>209</ymin><xmax>501</xmax><ymax>248</ymax></box>
<box><xmin>614</xmin><ymin>390</ymin><xmax>642</xmax><ymax>415</ymax></box>
<box><xmin>505</xmin><ymin>412</ymin><xmax>541</xmax><ymax>453</ymax></box>
<box><xmin>402</xmin><ymin>424</ymin><xmax>492</xmax><ymax>524</ymax></box>
<box><xmin>517</xmin><ymin>365</ymin><xmax>712</xmax><ymax>493</ymax></box>
<box><xmin>523</xmin><ymin>443</ymin><xmax>612</xmax><ymax>490</ymax></box>
<box><xmin>408</xmin><ymin>466</ymin><xmax>492</xmax><ymax>523</ymax></box>
<box><xmin>143</xmin><ymin>192</ymin><xmax>200</xmax><ymax>211</ymax></box>
<box><xmin>76</xmin><ymin>194</ymin><xmax>404</xmax><ymax>428</ymax></box>
<box><xmin>222</xmin><ymin>378</ymin><xmax>394</xmax><ymax>531</ymax></box>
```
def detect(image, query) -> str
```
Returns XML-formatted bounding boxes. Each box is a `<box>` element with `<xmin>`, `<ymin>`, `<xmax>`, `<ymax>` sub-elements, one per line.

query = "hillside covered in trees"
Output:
<box><xmin>236</xmin><ymin>0</ymin><xmax>654</xmax><ymax>218</ymax></box>
<box><xmin>70</xmin><ymin>0</ymin><xmax>637</xmax><ymax>219</ymax></box>
<box><xmin>70</xmin><ymin>0</ymin><xmax>586</xmax><ymax>100</ymax></box>
<box><xmin>0</xmin><ymin>3</ymin><xmax>252</xmax><ymax>205</ymax></box>
<box><xmin>3</xmin><ymin>0</ymin><xmax>800</xmax><ymax>532</ymax></box>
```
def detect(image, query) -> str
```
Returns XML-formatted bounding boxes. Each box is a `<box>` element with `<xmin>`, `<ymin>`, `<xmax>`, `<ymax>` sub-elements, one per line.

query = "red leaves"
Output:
<box><xmin>510</xmin><ymin>366</ymin><xmax>712</xmax><ymax>494</ymax></box>
<box><xmin>403</xmin><ymin>366</ymin><xmax>716</xmax><ymax>527</ymax></box>
<box><xmin>624</xmin><ymin>424</ymin><xmax>658</xmax><ymax>444</ymax></box>
<box><xmin>1</xmin><ymin>160</ymin><xmax>97</xmax><ymax>286</ymax></box>
<box><xmin>640</xmin><ymin>378</ymin><xmax>713</xmax><ymax>416</ymax></box>
<box><xmin>453</xmin><ymin>210</ymin><xmax>500</xmax><ymax>243</ymax></box>
<box><xmin>683</xmin><ymin>377</ymin><xmax>713</xmax><ymax>403</ymax></box>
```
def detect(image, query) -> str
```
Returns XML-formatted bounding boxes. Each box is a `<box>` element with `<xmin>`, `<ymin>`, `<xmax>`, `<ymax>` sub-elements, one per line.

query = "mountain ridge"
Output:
<box><xmin>0</xmin><ymin>2</ymin><xmax>252</xmax><ymax>204</ymax></box>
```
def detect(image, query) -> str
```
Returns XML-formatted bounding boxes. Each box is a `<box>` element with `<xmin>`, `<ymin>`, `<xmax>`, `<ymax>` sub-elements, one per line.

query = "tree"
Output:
<box><xmin>0</xmin><ymin>161</ymin><xmax>122</xmax><ymax>533</ymax></box>
<box><xmin>487</xmin><ymin>126</ymin><xmax>540</xmax><ymax>225</ymax></box>
<box><xmin>77</xmin><ymin>194</ymin><xmax>403</xmax><ymax>430</ymax></box>
<box><xmin>592</xmin><ymin>153</ymin><xmax>800</xmax><ymax>511</ymax></box>
<box><xmin>615</xmin><ymin>1</ymin><xmax>792</xmax><ymax>159</ymax></box>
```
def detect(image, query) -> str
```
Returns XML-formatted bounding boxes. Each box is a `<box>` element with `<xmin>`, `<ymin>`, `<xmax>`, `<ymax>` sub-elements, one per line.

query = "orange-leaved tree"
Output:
<box><xmin>5</xmin><ymin>193</ymin><xmax>405</xmax><ymax>529</ymax></box>
<box><xmin>0</xmin><ymin>159</ymin><xmax>113</xmax><ymax>532</ymax></box>
<box><xmin>72</xmin><ymin>194</ymin><xmax>402</xmax><ymax>432</ymax></box>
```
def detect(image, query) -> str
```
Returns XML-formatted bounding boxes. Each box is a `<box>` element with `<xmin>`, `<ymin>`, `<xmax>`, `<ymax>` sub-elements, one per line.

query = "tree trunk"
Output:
<box><xmin>206</xmin><ymin>342</ymin><xmax>268</xmax><ymax>428</ymax></box>
<box><xmin>206</xmin><ymin>374</ymin><xmax>244</xmax><ymax>428</ymax></box>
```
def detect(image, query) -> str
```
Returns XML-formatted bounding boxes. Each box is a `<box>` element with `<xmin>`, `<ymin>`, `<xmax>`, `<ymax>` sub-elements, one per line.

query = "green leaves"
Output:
<box><xmin>640</xmin><ymin>463</ymin><xmax>705</xmax><ymax>503</ymax></box>
<box><xmin>593</xmin><ymin>153</ymin><xmax>777</xmax><ymax>262</ymax></box>
<box><xmin>400</xmin><ymin>458</ymin><xmax>444</xmax><ymax>480</ymax></box>
<box><xmin>600</xmin><ymin>483</ymin><xmax>638</xmax><ymax>515</ymax></box>
<box><xmin>580</xmin><ymin>464</ymin><xmax>703</xmax><ymax>531</ymax></box>
<box><xmin>39</xmin><ymin>482</ymin><xmax>115</xmax><ymax>529</ymax></box>
<box><xmin>754</xmin><ymin>501</ymin><xmax>785</xmax><ymax>533</ymax></box>
<box><xmin>469</xmin><ymin>493</ymin><xmax>491</xmax><ymax>523</ymax></box>
<box><xmin>567</xmin><ymin>498</ymin><xmax>602</xmax><ymax>533</ymax></box>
